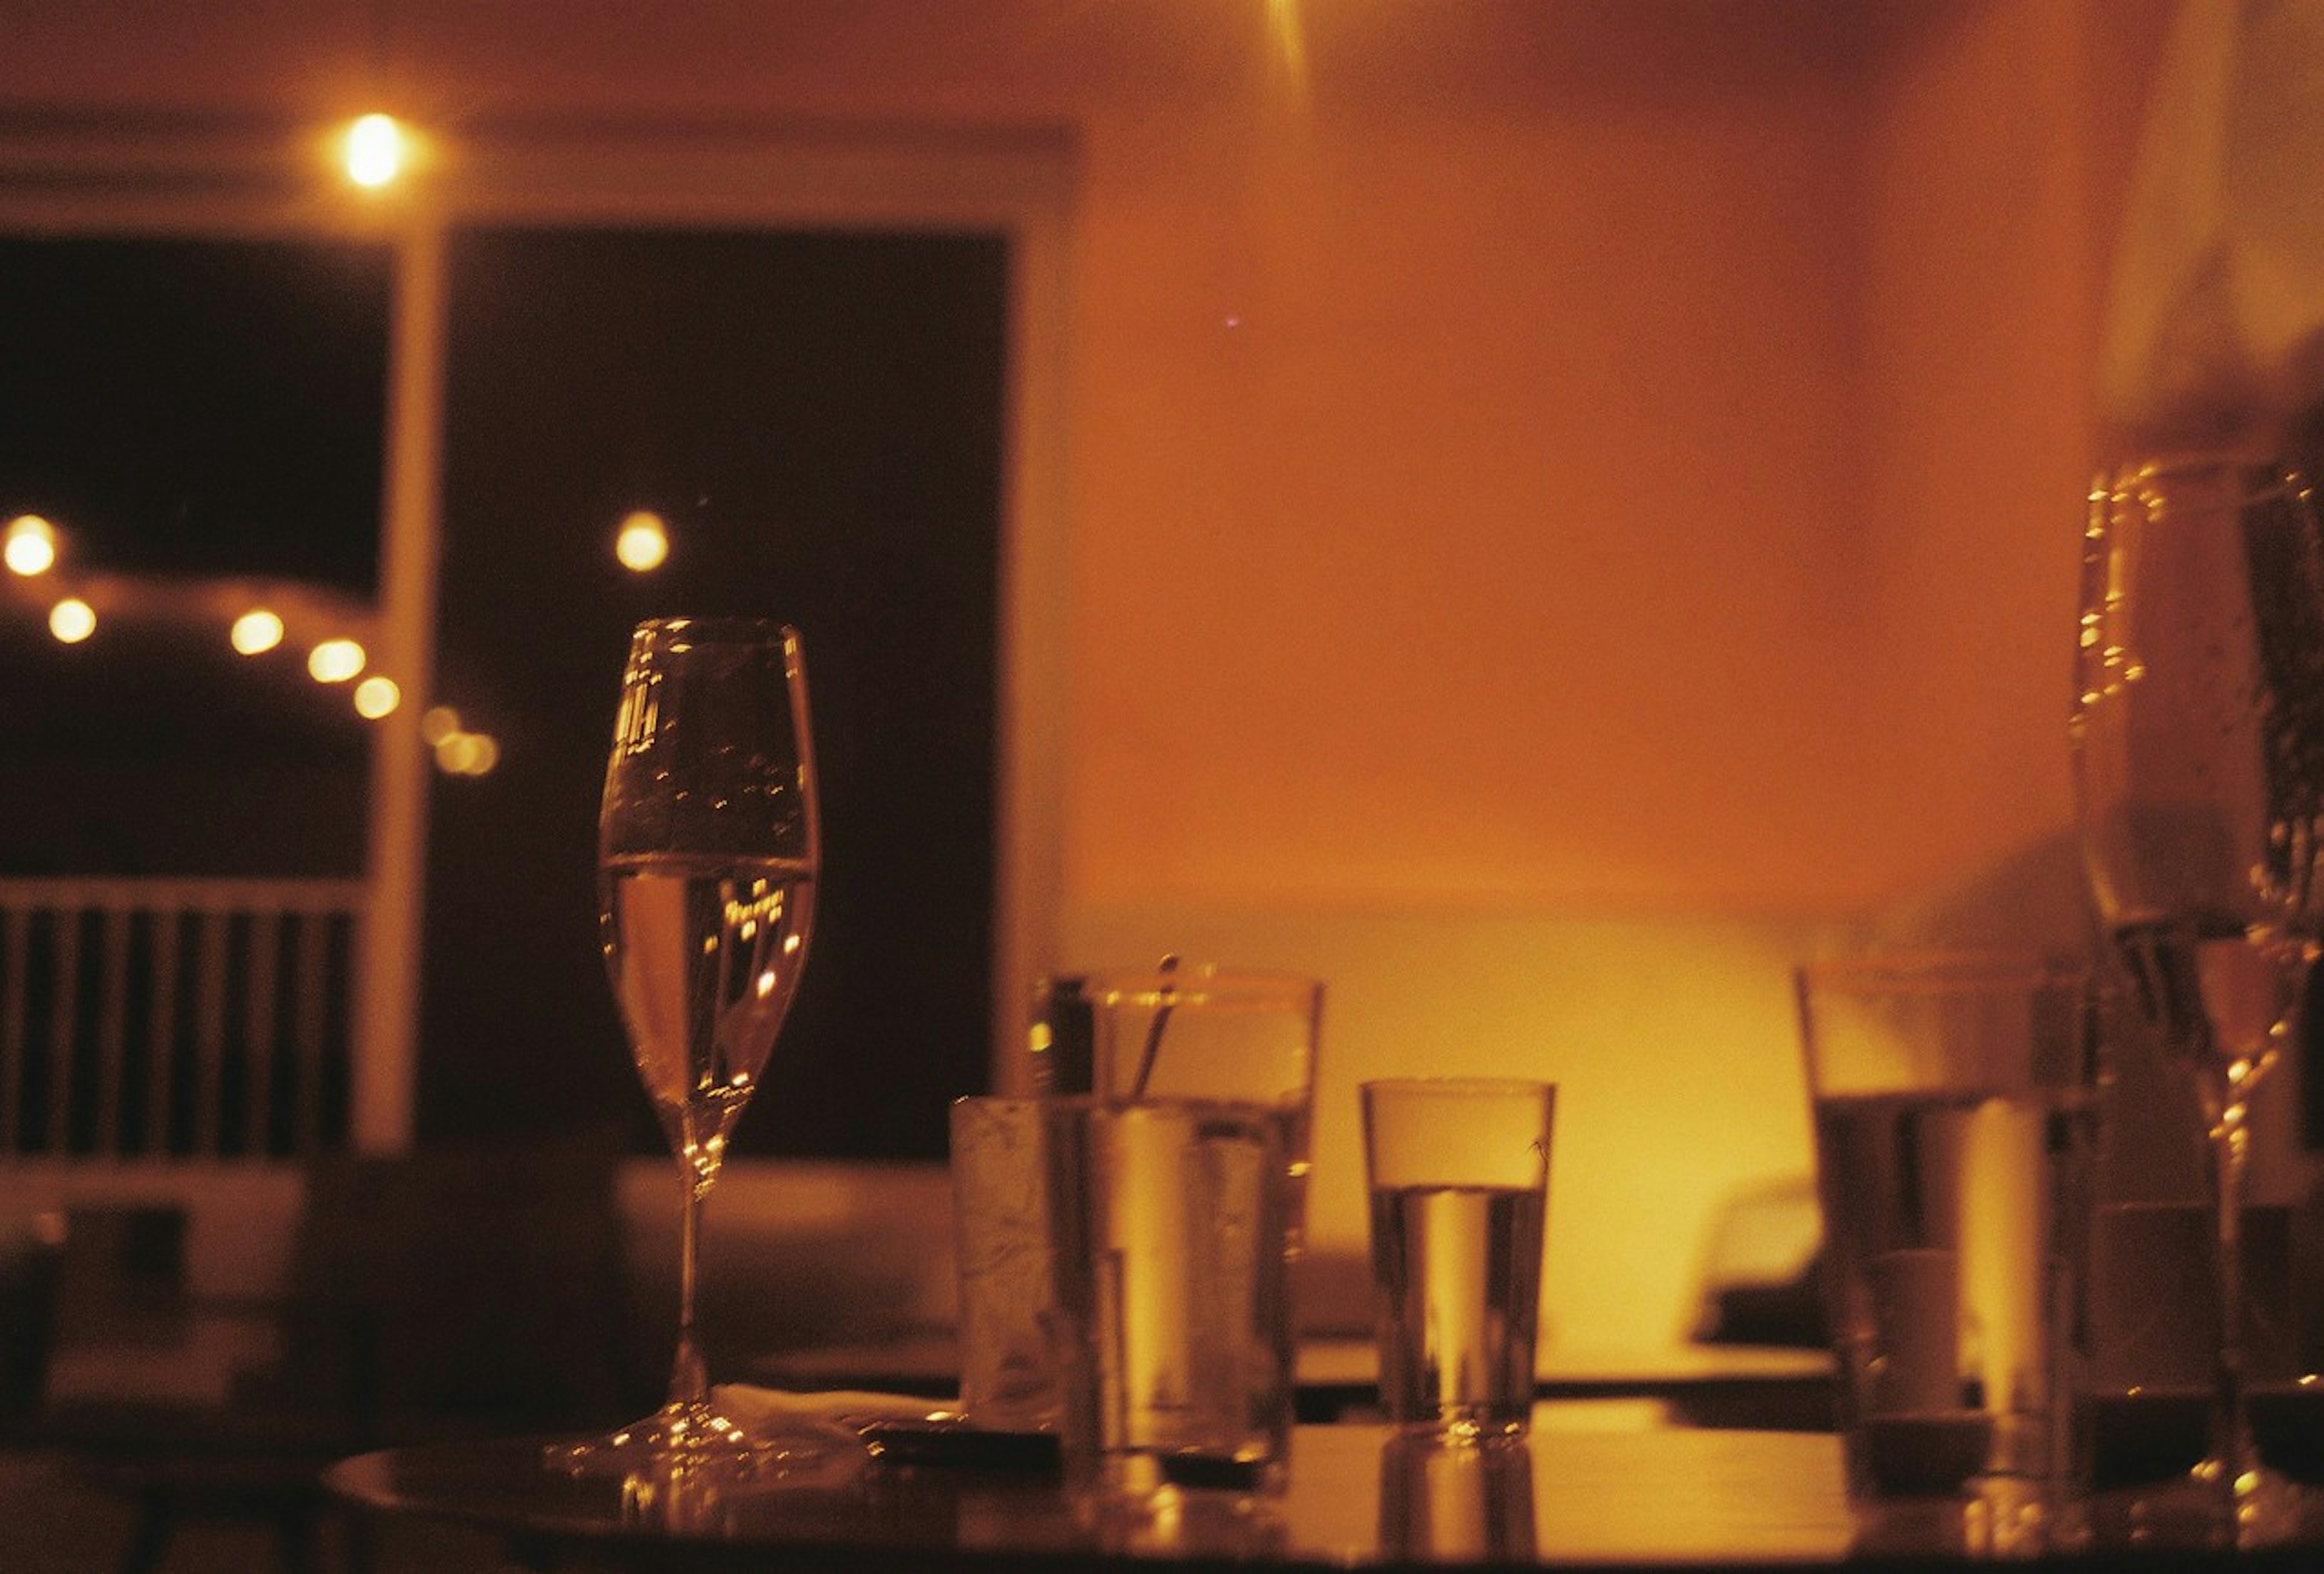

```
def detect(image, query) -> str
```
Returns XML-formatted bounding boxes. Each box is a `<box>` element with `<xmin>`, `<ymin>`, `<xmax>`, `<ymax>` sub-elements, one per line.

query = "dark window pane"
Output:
<box><xmin>0</xmin><ymin>236</ymin><xmax>387</xmax><ymax>590</ymax></box>
<box><xmin>0</xmin><ymin>235</ymin><xmax>390</xmax><ymax>877</ymax></box>
<box><xmin>424</xmin><ymin>227</ymin><xmax>1007</xmax><ymax>1161</ymax></box>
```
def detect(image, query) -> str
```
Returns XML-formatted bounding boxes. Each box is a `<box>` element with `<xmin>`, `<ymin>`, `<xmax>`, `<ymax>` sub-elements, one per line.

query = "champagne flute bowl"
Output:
<box><xmin>2073</xmin><ymin>455</ymin><xmax>2324</xmax><ymax>1543</ymax></box>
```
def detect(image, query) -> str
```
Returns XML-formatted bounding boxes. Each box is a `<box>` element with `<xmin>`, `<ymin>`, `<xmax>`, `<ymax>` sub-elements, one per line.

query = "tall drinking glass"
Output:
<box><xmin>556</xmin><ymin>616</ymin><xmax>825</xmax><ymax>1472</ymax></box>
<box><xmin>2073</xmin><ymin>456</ymin><xmax>2324</xmax><ymax>1543</ymax></box>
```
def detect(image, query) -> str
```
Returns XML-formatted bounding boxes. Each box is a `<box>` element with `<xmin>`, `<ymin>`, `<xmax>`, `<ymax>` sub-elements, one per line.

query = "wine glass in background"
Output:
<box><xmin>2073</xmin><ymin>456</ymin><xmax>2324</xmax><ymax>1542</ymax></box>
<box><xmin>556</xmin><ymin>616</ymin><xmax>824</xmax><ymax>1473</ymax></box>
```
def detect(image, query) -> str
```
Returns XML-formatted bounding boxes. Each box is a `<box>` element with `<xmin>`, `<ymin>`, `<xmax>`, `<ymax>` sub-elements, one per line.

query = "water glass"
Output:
<box><xmin>1042</xmin><ymin>1096</ymin><xmax>1297</xmax><ymax>1496</ymax></box>
<box><xmin>1361</xmin><ymin>1077</ymin><xmax>1555</xmax><ymax>1439</ymax></box>
<box><xmin>949</xmin><ymin>1095</ymin><xmax>1061</xmax><ymax>1432</ymax></box>
<box><xmin>1794</xmin><ymin>949</ymin><xmax>2096</xmax><ymax>1515</ymax></box>
<box><xmin>1067</xmin><ymin>965</ymin><xmax>1322</xmax><ymax>1250</ymax></box>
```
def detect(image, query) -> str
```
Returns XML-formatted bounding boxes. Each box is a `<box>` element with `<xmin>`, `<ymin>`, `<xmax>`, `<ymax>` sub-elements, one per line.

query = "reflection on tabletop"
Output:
<box><xmin>751</xmin><ymin>1331</ymin><xmax>1839</xmax><ymax>1431</ymax></box>
<box><xmin>329</xmin><ymin>1403</ymin><xmax>2324</xmax><ymax>1566</ymax></box>
<box><xmin>326</xmin><ymin>1411</ymin><xmax>1863</xmax><ymax>1567</ymax></box>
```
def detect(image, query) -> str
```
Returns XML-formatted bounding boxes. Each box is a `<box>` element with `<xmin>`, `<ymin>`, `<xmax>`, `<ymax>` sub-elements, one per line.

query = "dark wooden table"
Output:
<box><xmin>328</xmin><ymin>1418</ymin><xmax>1860</xmax><ymax>1570</ymax></box>
<box><xmin>326</xmin><ymin>1404</ymin><xmax>2324</xmax><ymax>1572</ymax></box>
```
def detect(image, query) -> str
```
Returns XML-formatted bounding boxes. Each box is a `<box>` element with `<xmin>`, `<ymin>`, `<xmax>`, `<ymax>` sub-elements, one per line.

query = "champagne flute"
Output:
<box><xmin>556</xmin><ymin>616</ymin><xmax>826</xmax><ymax>1472</ymax></box>
<box><xmin>2073</xmin><ymin>455</ymin><xmax>2324</xmax><ymax>1542</ymax></box>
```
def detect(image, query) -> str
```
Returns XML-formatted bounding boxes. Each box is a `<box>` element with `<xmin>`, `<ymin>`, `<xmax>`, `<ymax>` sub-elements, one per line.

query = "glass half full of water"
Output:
<box><xmin>1361</xmin><ymin>1077</ymin><xmax>1555</xmax><ymax>1441</ymax></box>
<box><xmin>1041</xmin><ymin>1096</ymin><xmax>1298</xmax><ymax>1500</ymax></box>
<box><xmin>1793</xmin><ymin>948</ymin><xmax>2096</xmax><ymax>1533</ymax></box>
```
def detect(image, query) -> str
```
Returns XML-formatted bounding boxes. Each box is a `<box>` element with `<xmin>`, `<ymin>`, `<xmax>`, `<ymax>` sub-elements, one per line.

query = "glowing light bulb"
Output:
<box><xmin>230</xmin><ymin>609</ymin><xmax>285</xmax><ymax>655</ymax></box>
<box><xmin>353</xmin><ymin>675</ymin><xmax>402</xmax><ymax>718</ymax></box>
<box><xmin>5</xmin><ymin>514</ymin><xmax>56</xmax><ymax>577</ymax></box>
<box><xmin>307</xmin><ymin>638</ymin><xmax>366</xmax><ymax>683</ymax></box>
<box><xmin>346</xmin><ymin>113</ymin><xmax>404</xmax><ymax>188</ymax></box>
<box><xmin>48</xmin><ymin>598</ymin><xmax>95</xmax><ymax>643</ymax></box>
<box><xmin>615</xmin><ymin>510</ymin><xmax>669</xmax><ymax>572</ymax></box>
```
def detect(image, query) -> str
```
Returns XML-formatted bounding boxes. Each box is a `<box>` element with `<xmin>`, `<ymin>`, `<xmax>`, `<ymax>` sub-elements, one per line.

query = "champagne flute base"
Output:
<box><xmin>2087</xmin><ymin>1461</ymin><xmax>2323</xmax><ymax>1552</ymax></box>
<box><xmin>543</xmin><ymin>1397</ymin><xmax>859</xmax><ymax>1479</ymax></box>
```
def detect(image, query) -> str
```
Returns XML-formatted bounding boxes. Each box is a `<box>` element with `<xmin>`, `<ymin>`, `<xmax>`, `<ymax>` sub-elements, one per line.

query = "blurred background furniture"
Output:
<box><xmin>15</xmin><ymin>1136</ymin><xmax>643</xmax><ymax>1574</ymax></box>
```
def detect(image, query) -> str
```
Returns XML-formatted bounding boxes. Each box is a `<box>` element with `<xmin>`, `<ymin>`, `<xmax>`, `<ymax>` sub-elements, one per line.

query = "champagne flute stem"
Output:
<box><xmin>2201</xmin><ymin>1069</ymin><xmax>2257</xmax><ymax>1498</ymax></box>
<box><xmin>669</xmin><ymin>1164</ymin><xmax>711</xmax><ymax>1409</ymax></box>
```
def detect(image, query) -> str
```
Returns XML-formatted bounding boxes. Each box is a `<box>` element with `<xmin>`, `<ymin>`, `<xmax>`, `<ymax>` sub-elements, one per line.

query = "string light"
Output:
<box><xmin>5</xmin><ymin>514</ymin><xmax>56</xmax><ymax>577</ymax></box>
<box><xmin>48</xmin><ymin>598</ymin><xmax>95</xmax><ymax>643</ymax></box>
<box><xmin>353</xmin><ymin>675</ymin><xmax>401</xmax><ymax>719</ymax></box>
<box><xmin>615</xmin><ymin>510</ymin><xmax>669</xmax><ymax>572</ymax></box>
<box><xmin>418</xmin><ymin>705</ymin><xmax>501</xmax><ymax>774</ymax></box>
<box><xmin>8</xmin><ymin>532</ymin><xmax>396</xmax><ymax>727</ymax></box>
<box><xmin>344</xmin><ymin>113</ymin><xmax>405</xmax><ymax>188</ymax></box>
<box><xmin>436</xmin><ymin>730</ymin><xmax>501</xmax><ymax>776</ymax></box>
<box><xmin>307</xmin><ymin>637</ymin><xmax>366</xmax><ymax>683</ymax></box>
<box><xmin>230</xmin><ymin>608</ymin><xmax>286</xmax><ymax>655</ymax></box>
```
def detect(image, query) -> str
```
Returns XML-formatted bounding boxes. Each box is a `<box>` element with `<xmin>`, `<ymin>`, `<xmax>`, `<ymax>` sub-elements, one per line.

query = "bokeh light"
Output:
<box><xmin>420</xmin><ymin>705</ymin><xmax>462</xmax><ymax>746</ymax></box>
<box><xmin>346</xmin><ymin>113</ymin><xmax>404</xmax><ymax>188</ymax></box>
<box><xmin>307</xmin><ymin>637</ymin><xmax>366</xmax><ymax>683</ymax></box>
<box><xmin>353</xmin><ymin>675</ymin><xmax>402</xmax><ymax>719</ymax></box>
<box><xmin>436</xmin><ymin>730</ymin><xmax>501</xmax><ymax>776</ymax></box>
<box><xmin>615</xmin><ymin>510</ymin><xmax>669</xmax><ymax>572</ymax></box>
<box><xmin>48</xmin><ymin>598</ymin><xmax>95</xmax><ymax>643</ymax></box>
<box><xmin>5</xmin><ymin>514</ymin><xmax>56</xmax><ymax>577</ymax></box>
<box><xmin>230</xmin><ymin>608</ymin><xmax>286</xmax><ymax>655</ymax></box>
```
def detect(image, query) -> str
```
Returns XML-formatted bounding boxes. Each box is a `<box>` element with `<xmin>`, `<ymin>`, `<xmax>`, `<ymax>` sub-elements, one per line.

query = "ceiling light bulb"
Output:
<box><xmin>5</xmin><ymin>514</ymin><xmax>56</xmax><ymax>577</ymax></box>
<box><xmin>346</xmin><ymin>113</ymin><xmax>404</xmax><ymax>188</ymax></box>
<box><xmin>615</xmin><ymin>510</ymin><xmax>669</xmax><ymax>572</ymax></box>
<box><xmin>231</xmin><ymin>608</ymin><xmax>285</xmax><ymax>655</ymax></box>
<box><xmin>48</xmin><ymin>598</ymin><xmax>95</xmax><ymax>643</ymax></box>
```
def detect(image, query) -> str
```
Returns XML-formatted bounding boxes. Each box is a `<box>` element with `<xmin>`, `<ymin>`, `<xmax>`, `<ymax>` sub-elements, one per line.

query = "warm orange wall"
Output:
<box><xmin>1067</xmin><ymin>23</ymin><xmax>1877</xmax><ymax>913</ymax></box>
<box><xmin>1853</xmin><ymin>0</ymin><xmax>2177</xmax><ymax>926</ymax></box>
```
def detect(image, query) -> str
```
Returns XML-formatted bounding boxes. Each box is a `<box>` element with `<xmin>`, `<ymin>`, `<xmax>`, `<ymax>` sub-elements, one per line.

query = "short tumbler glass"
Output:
<box><xmin>1362</xmin><ymin>1078</ymin><xmax>1555</xmax><ymax>1440</ymax></box>
<box><xmin>1794</xmin><ymin>949</ymin><xmax>2096</xmax><ymax>1525</ymax></box>
<box><xmin>1044</xmin><ymin>1096</ymin><xmax>1298</xmax><ymax>1496</ymax></box>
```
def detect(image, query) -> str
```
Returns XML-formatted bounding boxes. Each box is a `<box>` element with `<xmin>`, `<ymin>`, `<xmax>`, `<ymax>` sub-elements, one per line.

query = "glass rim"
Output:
<box><xmin>1359</xmin><ymin>1075</ymin><xmax>1557</xmax><ymax>1098</ymax></box>
<box><xmin>1794</xmin><ymin>946</ymin><xmax>2087</xmax><ymax>995</ymax></box>
<box><xmin>1074</xmin><ymin>963</ymin><xmax>1322</xmax><ymax>1006</ymax></box>
<box><xmin>629</xmin><ymin>614</ymin><xmax>798</xmax><ymax>641</ymax></box>
<box><xmin>1033</xmin><ymin>1092</ymin><xmax>1296</xmax><ymax>1117</ymax></box>
<box><xmin>2095</xmin><ymin>455</ymin><xmax>2308</xmax><ymax>514</ymax></box>
<box><xmin>2100</xmin><ymin>449</ymin><xmax>2290</xmax><ymax>478</ymax></box>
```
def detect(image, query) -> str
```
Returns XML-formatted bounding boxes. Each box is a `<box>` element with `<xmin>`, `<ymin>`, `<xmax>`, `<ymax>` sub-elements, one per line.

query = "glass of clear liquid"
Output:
<box><xmin>1794</xmin><ymin>949</ymin><xmax>2095</xmax><ymax>1546</ymax></box>
<box><xmin>1362</xmin><ymin>1077</ymin><xmax>1555</xmax><ymax>1440</ymax></box>
<box><xmin>552</xmin><ymin>616</ymin><xmax>829</xmax><ymax>1477</ymax></box>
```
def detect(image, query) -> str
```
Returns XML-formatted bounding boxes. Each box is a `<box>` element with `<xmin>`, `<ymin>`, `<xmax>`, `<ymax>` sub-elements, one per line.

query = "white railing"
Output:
<box><xmin>0</xmin><ymin>877</ymin><xmax>366</xmax><ymax>1162</ymax></box>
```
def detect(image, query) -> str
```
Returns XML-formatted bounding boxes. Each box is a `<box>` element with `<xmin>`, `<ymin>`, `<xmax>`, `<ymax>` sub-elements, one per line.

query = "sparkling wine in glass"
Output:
<box><xmin>2073</xmin><ymin>455</ymin><xmax>2324</xmax><ymax>1543</ymax></box>
<box><xmin>556</xmin><ymin>616</ymin><xmax>826</xmax><ymax>1473</ymax></box>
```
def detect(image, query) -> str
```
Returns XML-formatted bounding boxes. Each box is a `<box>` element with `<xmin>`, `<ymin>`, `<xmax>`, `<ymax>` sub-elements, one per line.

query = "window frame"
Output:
<box><xmin>0</xmin><ymin>114</ymin><xmax>1072</xmax><ymax>1150</ymax></box>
